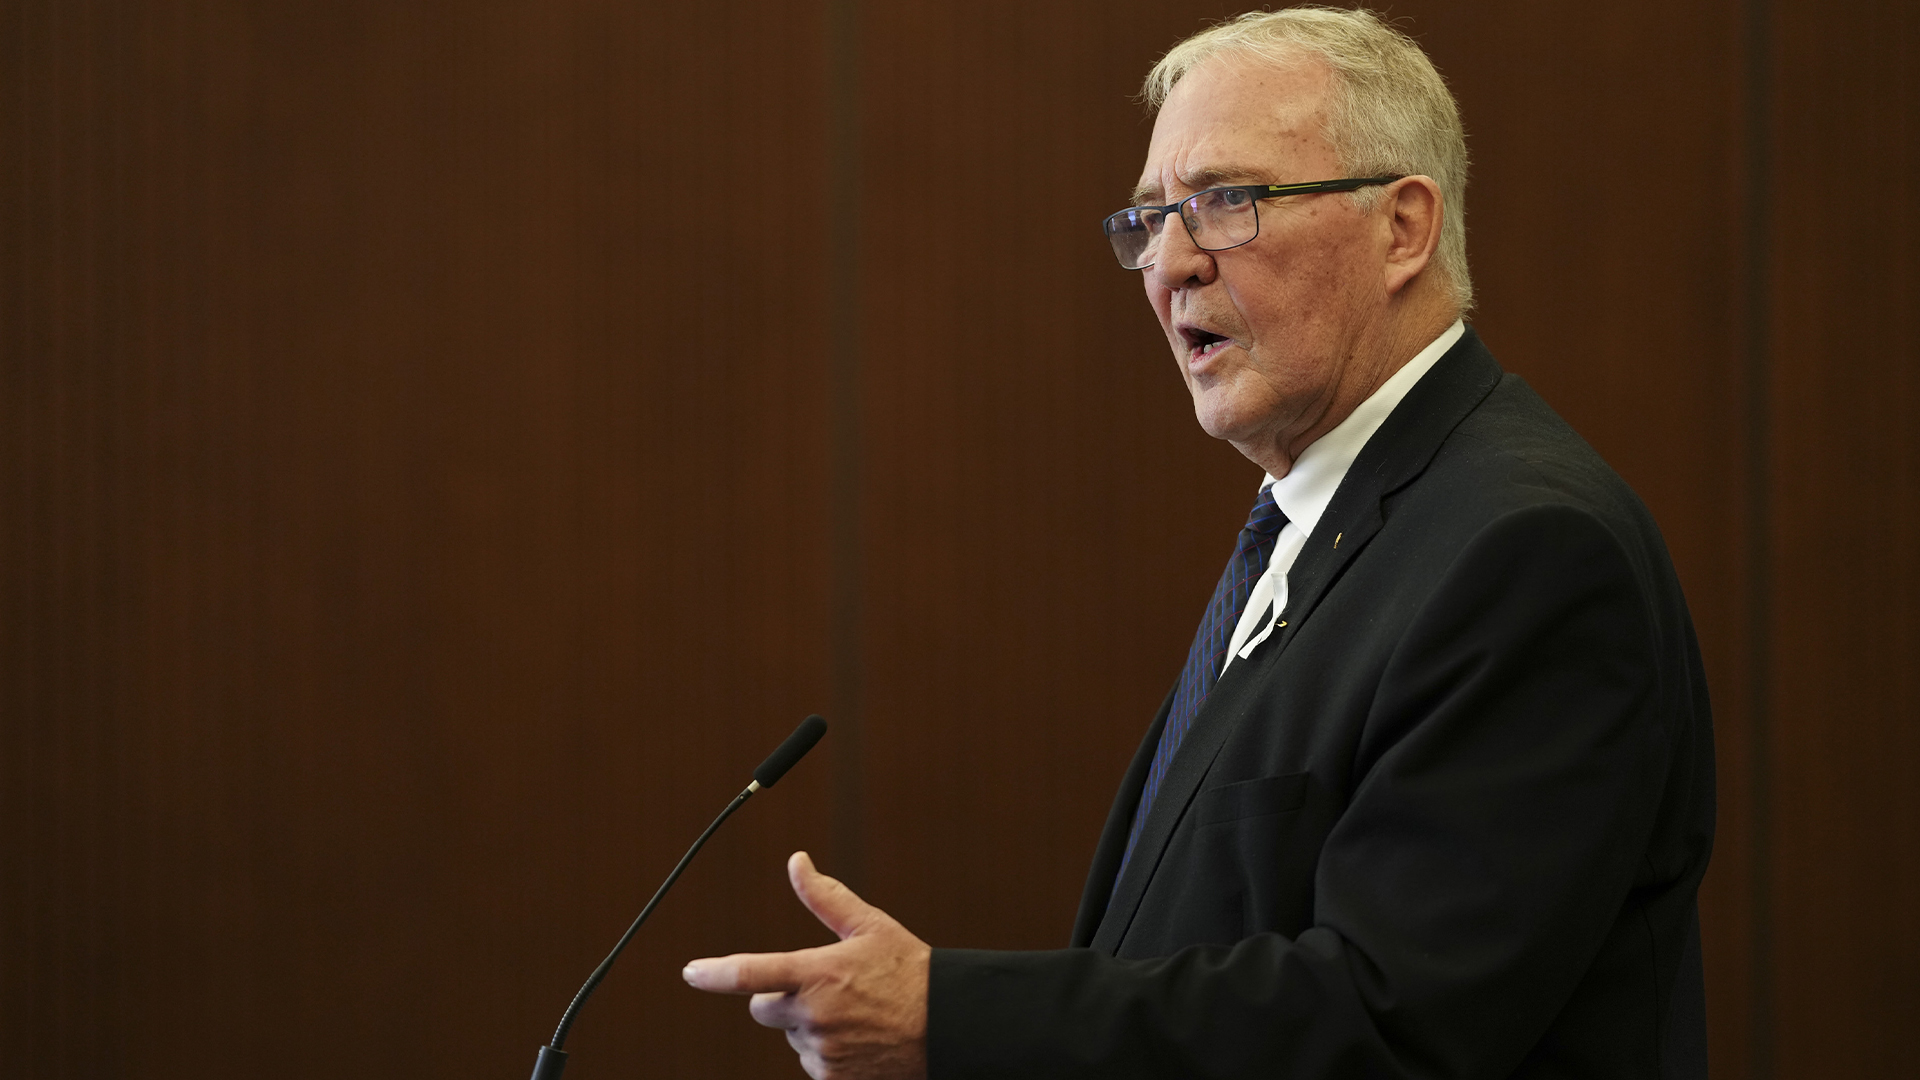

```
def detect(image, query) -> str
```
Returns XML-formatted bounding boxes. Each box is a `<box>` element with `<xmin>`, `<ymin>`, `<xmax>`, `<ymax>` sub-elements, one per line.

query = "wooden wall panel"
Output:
<box><xmin>1766</xmin><ymin>0</ymin><xmax>1920</xmax><ymax>1074</ymax></box>
<box><xmin>1</xmin><ymin>2</ymin><xmax>837</xmax><ymax>1077</ymax></box>
<box><xmin>6</xmin><ymin>1</ymin><xmax>1915</xmax><ymax>1078</ymax></box>
<box><xmin>852</xmin><ymin>0</ymin><xmax>1265</xmax><ymax>949</ymax></box>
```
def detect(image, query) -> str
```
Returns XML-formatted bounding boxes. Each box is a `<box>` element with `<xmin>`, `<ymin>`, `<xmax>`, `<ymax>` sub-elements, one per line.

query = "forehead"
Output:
<box><xmin>1136</xmin><ymin>52</ymin><xmax>1336</xmax><ymax>203</ymax></box>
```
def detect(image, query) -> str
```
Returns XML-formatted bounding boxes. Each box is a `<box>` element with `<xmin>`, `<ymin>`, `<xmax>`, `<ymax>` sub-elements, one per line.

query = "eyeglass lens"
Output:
<box><xmin>1104</xmin><ymin>188</ymin><xmax>1261</xmax><ymax>270</ymax></box>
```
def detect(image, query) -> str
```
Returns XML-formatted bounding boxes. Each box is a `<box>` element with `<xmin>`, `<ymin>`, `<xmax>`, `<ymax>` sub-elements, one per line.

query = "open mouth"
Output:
<box><xmin>1182</xmin><ymin>326</ymin><xmax>1232</xmax><ymax>360</ymax></box>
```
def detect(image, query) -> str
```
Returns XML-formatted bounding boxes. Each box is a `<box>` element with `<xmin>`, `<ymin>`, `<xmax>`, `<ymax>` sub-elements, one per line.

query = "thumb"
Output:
<box><xmin>787</xmin><ymin>850</ymin><xmax>875</xmax><ymax>941</ymax></box>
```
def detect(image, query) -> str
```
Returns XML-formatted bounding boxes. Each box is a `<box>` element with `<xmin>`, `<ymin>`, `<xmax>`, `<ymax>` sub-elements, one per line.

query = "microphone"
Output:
<box><xmin>529</xmin><ymin>714</ymin><xmax>829</xmax><ymax>1080</ymax></box>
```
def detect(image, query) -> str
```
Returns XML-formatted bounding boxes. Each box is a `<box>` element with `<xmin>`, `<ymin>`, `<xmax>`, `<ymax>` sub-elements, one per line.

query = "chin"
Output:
<box><xmin>1190</xmin><ymin>400</ymin><xmax>1255</xmax><ymax>445</ymax></box>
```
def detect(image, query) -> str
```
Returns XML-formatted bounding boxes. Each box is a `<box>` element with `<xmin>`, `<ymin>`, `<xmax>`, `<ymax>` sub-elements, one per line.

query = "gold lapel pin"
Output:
<box><xmin>1333</xmin><ymin>531</ymin><xmax>1343</xmax><ymax>549</ymax></box>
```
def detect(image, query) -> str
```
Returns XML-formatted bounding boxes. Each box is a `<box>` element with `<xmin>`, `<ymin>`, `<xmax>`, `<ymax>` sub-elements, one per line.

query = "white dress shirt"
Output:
<box><xmin>1218</xmin><ymin>320</ymin><xmax>1466</xmax><ymax>676</ymax></box>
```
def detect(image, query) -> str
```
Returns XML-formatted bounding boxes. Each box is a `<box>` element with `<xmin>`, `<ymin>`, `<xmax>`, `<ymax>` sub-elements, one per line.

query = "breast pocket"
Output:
<box><xmin>1192</xmin><ymin>771</ymin><xmax>1309</xmax><ymax>827</ymax></box>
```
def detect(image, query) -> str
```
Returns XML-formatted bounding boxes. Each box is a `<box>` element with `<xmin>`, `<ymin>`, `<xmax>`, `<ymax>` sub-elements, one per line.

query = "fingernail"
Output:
<box><xmin>682</xmin><ymin>963</ymin><xmax>699</xmax><ymax>984</ymax></box>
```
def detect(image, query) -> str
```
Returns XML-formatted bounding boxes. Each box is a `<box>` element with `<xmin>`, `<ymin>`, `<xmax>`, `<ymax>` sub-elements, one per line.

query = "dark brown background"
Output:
<box><xmin>3</xmin><ymin>2</ymin><xmax>1913</xmax><ymax>1078</ymax></box>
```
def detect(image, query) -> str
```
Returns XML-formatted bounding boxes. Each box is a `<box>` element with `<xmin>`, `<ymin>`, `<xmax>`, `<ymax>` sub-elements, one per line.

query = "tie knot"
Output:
<box><xmin>1244</xmin><ymin>487</ymin><xmax>1286</xmax><ymax>537</ymax></box>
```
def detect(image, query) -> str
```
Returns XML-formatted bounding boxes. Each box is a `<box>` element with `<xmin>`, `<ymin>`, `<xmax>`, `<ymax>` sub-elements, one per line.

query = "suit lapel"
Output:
<box><xmin>1267</xmin><ymin>332</ymin><xmax>1505</xmax><ymax>661</ymax></box>
<box><xmin>1262</xmin><ymin>328</ymin><xmax>1503</xmax><ymax>664</ymax></box>
<box><xmin>1089</xmin><ymin>328</ymin><xmax>1504</xmax><ymax>956</ymax></box>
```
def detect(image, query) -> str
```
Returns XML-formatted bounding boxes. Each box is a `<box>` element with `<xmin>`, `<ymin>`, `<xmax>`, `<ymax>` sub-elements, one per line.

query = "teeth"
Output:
<box><xmin>1183</xmin><ymin>328</ymin><xmax>1230</xmax><ymax>357</ymax></box>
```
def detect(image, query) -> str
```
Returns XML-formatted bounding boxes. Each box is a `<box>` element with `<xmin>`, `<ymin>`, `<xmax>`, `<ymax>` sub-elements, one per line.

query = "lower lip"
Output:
<box><xmin>1189</xmin><ymin>339</ymin><xmax>1234</xmax><ymax>369</ymax></box>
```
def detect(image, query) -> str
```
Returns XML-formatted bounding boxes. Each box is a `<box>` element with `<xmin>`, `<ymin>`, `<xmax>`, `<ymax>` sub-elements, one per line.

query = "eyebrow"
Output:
<box><xmin>1131</xmin><ymin>164</ymin><xmax>1270</xmax><ymax>206</ymax></box>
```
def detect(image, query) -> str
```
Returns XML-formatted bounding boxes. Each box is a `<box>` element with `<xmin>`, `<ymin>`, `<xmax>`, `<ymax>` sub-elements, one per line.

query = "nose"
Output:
<box><xmin>1146</xmin><ymin>215</ymin><xmax>1218</xmax><ymax>290</ymax></box>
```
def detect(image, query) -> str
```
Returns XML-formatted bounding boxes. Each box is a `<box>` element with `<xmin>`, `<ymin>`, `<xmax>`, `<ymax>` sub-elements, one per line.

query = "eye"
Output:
<box><xmin>1108</xmin><ymin>208</ymin><xmax>1160</xmax><ymax>235</ymax></box>
<box><xmin>1220</xmin><ymin>188</ymin><xmax>1252</xmax><ymax>208</ymax></box>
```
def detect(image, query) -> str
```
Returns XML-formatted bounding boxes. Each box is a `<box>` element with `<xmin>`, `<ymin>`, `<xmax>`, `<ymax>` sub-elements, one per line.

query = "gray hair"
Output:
<box><xmin>1144</xmin><ymin>7</ymin><xmax>1474</xmax><ymax>313</ymax></box>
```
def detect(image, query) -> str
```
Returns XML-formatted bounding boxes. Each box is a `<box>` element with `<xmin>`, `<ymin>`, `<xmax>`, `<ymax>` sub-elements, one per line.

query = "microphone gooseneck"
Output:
<box><xmin>529</xmin><ymin>714</ymin><xmax>829</xmax><ymax>1080</ymax></box>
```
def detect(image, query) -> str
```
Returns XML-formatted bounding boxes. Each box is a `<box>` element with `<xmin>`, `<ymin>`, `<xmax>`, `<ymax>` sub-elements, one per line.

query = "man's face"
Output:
<box><xmin>1138</xmin><ymin>54</ymin><xmax>1390</xmax><ymax>467</ymax></box>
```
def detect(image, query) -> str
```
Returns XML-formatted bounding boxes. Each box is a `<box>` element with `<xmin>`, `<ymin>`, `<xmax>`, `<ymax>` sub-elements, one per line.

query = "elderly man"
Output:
<box><xmin>685</xmin><ymin>8</ymin><xmax>1714</xmax><ymax>1079</ymax></box>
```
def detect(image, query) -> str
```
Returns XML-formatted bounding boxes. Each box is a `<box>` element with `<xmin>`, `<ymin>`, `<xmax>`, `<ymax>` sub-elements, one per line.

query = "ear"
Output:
<box><xmin>1381</xmin><ymin>175</ymin><xmax>1444</xmax><ymax>297</ymax></box>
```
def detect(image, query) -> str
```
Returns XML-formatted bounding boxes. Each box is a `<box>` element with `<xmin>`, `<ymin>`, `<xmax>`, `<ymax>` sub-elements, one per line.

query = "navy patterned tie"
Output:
<box><xmin>1114</xmin><ymin>485</ymin><xmax>1286</xmax><ymax>887</ymax></box>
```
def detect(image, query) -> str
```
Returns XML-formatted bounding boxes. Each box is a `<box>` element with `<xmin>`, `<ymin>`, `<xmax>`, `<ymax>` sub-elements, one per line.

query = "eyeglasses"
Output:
<box><xmin>1101</xmin><ymin>177</ymin><xmax>1403</xmax><ymax>270</ymax></box>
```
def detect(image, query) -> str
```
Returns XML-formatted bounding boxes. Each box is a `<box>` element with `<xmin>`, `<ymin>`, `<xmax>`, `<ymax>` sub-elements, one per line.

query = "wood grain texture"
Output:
<box><xmin>1</xmin><ymin>2</ymin><xmax>837</xmax><ymax>1077</ymax></box>
<box><xmin>5</xmin><ymin>2</ymin><xmax>1914</xmax><ymax>1078</ymax></box>
<box><xmin>1765</xmin><ymin>0</ymin><xmax>1920</xmax><ymax>1074</ymax></box>
<box><xmin>851</xmin><ymin>0</ymin><xmax>1267</xmax><ymax>950</ymax></box>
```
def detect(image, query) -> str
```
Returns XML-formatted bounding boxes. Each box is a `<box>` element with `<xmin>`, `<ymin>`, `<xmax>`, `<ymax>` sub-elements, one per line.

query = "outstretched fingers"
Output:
<box><xmin>684</xmin><ymin>852</ymin><xmax>931</xmax><ymax>1079</ymax></box>
<box><xmin>682</xmin><ymin>946</ymin><xmax>822</xmax><ymax>996</ymax></box>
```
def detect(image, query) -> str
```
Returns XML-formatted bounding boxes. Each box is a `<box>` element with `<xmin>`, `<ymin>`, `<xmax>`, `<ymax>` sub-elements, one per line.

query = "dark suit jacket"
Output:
<box><xmin>928</xmin><ymin>329</ymin><xmax>1715</xmax><ymax>1079</ymax></box>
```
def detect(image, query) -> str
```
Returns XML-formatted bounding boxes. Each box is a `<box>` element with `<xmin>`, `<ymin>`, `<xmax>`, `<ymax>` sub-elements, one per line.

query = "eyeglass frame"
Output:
<box><xmin>1102</xmin><ymin>176</ymin><xmax>1405</xmax><ymax>269</ymax></box>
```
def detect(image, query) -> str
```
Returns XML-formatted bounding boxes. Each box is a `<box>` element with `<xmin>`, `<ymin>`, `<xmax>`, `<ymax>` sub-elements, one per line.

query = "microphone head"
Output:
<box><xmin>754</xmin><ymin>715</ymin><xmax>828</xmax><ymax>788</ymax></box>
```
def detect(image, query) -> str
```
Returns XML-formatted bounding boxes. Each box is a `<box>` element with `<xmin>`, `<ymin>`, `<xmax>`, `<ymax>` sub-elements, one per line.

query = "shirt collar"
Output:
<box><xmin>1262</xmin><ymin>320</ymin><xmax>1466</xmax><ymax>537</ymax></box>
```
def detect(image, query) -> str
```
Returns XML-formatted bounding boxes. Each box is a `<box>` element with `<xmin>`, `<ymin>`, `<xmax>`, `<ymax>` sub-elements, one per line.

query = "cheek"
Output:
<box><xmin>1234</xmin><ymin>265</ymin><xmax>1342</xmax><ymax>343</ymax></box>
<box><xmin>1145</xmin><ymin>284</ymin><xmax>1179</xmax><ymax>339</ymax></box>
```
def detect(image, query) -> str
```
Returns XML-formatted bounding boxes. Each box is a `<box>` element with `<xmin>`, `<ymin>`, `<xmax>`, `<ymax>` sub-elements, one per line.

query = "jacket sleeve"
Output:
<box><xmin>928</xmin><ymin>503</ymin><xmax>1678</xmax><ymax>1079</ymax></box>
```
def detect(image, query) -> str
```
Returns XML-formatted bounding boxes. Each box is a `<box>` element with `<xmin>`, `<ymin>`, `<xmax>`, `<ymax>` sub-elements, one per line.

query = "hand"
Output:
<box><xmin>683</xmin><ymin>851</ymin><xmax>930</xmax><ymax>1080</ymax></box>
